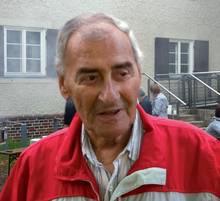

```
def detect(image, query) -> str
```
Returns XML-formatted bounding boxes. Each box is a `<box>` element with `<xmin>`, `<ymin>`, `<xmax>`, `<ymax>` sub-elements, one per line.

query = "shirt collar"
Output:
<box><xmin>81</xmin><ymin>110</ymin><xmax>143</xmax><ymax>165</ymax></box>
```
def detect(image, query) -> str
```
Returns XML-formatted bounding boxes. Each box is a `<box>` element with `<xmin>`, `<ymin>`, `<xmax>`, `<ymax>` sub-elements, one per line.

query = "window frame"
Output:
<box><xmin>169</xmin><ymin>39</ymin><xmax>194</xmax><ymax>74</ymax></box>
<box><xmin>4</xmin><ymin>26</ymin><xmax>46</xmax><ymax>77</ymax></box>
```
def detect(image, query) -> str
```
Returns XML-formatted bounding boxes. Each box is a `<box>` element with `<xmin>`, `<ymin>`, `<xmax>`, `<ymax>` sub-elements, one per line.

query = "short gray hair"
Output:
<box><xmin>55</xmin><ymin>13</ymin><xmax>143</xmax><ymax>75</ymax></box>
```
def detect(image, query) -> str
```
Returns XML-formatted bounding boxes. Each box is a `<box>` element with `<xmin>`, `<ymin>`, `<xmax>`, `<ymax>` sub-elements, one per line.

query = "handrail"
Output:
<box><xmin>189</xmin><ymin>74</ymin><xmax>220</xmax><ymax>96</ymax></box>
<box><xmin>155</xmin><ymin>72</ymin><xmax>220</xmax><ymax>96</ymax></box>
<box><xmin>142</xmin><ymin>72</ymin><xmax>187</xmax><ymax>105</ymax></box>
<box><xmin>156</xmin><ymin>71</ymin><xmax>220</xmax><ymax>77</ymax></box>
<box><xmin>191</xmin><ymin>71</ymin><xmax>220</xmax><ymax>75</ymax></box>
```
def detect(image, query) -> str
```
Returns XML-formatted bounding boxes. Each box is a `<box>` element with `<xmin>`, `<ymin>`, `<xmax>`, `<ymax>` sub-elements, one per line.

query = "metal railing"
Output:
<box><xmin>189</xmin><ymin>74</ymin><xmax>220</xmax><ymax>95</ymax></box>
<box><xmin>155</xmin><ymin>71</ymin><xmax>220</xmax><ymax>108</ymax></box>
<box><xmin>142</xmin><ymin>72</ymin><xmax>186</xmax><ymax>115</ymax></box>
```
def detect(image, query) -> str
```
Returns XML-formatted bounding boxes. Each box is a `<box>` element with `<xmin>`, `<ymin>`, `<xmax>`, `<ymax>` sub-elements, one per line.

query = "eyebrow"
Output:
<box><xmin>113</xmin><ymin>61</ymin><xmax>133</xmax><ymax>70</ymax></box>
<box><xmin>76</xmin><ymin>68</ymin><xmax>99</xmax><ymax>75</ymax></box>
<box><xmin>75</xmin><ymin>61</ymin><xmax>134</xmax><ymax>76</ymax></box>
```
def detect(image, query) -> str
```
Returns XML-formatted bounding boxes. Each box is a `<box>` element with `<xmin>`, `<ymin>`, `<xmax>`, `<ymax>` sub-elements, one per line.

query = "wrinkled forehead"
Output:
<box><xmin>64</xmin><ymin>22</ymin><xmax>140</xmax><ymax>73</ymax></box>
<box><xmin>72</xmin><ymin>22</ymin><xmax>125</xmax><ymax>43</ymax></box>
<box><xmin>65</xmin><ymin>22</ymin><xmax>134</xmax><ymax>58</ymax></box>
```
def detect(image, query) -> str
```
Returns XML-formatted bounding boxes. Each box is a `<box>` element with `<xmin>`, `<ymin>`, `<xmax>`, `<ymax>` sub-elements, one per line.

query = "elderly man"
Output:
<box><xmin>1</xmin><ymin>13</ymin><xmax>220</xmax><ymax>201</ymax></box>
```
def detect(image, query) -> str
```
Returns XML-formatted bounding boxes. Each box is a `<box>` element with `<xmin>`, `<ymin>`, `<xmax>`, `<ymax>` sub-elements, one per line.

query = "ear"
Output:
<box><xmin>58</xmin><ymin>75</ymin><xmax>69</xmax><ymax>99</ymax></box>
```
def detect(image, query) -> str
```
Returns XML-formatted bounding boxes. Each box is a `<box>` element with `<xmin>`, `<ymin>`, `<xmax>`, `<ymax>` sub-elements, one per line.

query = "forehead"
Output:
<box><xmin>65</xmin><ymin>22</ymin><xmax>135</xmax><ymax>62</ymax></box>
<box><xmin>78</xmin><ymin>22</ymin><xmax>116</xmax><ymax>41</ymax></box>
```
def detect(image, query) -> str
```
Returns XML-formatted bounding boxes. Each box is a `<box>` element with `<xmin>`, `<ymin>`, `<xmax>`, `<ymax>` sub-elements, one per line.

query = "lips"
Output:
<box><xmin>96</xmin><ymin>108</ymin><xmax>122</xmax><ymax>123</ymax></box>
<box><xmin>99</xmin><ymin>109</ymin><xmax>121</xmax><ymax>115</ymax></box>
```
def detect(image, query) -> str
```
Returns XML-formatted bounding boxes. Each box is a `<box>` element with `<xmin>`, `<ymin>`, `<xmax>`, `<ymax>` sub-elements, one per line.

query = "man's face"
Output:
<box><xmin>60</xmin><ymin>23</ymin><xmax>141</xmax><ymax>138</ymax></box>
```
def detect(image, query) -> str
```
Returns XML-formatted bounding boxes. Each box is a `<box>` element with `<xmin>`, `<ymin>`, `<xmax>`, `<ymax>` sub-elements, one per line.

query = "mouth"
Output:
<box><xmin>98</xmin><ymin>109</ymin><xmax>121</xmax><ymax>116</ymax></box>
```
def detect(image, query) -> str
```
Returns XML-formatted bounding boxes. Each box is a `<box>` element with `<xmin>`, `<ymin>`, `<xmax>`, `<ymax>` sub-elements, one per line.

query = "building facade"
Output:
<box><xmin>0</xmin><ymin>0</ymin><xmax>220</xmax><ymax>118</ymax></box>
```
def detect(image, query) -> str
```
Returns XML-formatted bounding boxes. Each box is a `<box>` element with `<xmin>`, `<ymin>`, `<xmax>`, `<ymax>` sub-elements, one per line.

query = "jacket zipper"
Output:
<box><xmin>67</xmin><ymin>178</ymin><xmax>100</xmax><ymax>201</ymax></box>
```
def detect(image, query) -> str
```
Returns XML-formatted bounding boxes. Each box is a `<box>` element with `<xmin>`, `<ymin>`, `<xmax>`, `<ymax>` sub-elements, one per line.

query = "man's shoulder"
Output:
<box><xmin>148</xmin><ymin>115</ymin><xmax>209</xmax><ymax>141</ymax></box>
<box><xmin>153</xmin><ymin>116</ymin><xmax>194</xmax><ymax>128</ymax></box>
<box><xmin>21</xmin><ymin>128</ymin><xmax>68</xmax><ymax>159</ymax></box>
<box><xmin>146</xmin><ymin>115</ymin><xmax>220</xmax><ymax>161</ymax></box>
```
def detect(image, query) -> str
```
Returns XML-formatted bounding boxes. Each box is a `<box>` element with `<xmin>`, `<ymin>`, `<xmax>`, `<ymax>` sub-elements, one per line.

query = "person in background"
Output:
<box><xmin>206</xmin><ymin>104</ymin><xmax>220</xmax><ymax>139</ymax></box>
<box><xmin>139</xmin><ymin>88</ymin><xmax>152</xmax><ymax>114</ymax></box>
<box><xmin>1</xmin><ymin>13</ymin><xmax>220</xmax><ymax>201</ymax></box>
<box><xmin>64</xmin><ymin>97</ymin><xmax>76</xmax><ymax>126</ymax></box>
<box><xmin>150</xmin><ymin>83</ymin><xmax>168</xmax><ymax>118</ymax></box>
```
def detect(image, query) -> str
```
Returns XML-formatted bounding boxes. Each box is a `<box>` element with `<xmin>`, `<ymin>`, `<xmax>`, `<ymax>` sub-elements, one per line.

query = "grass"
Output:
<box><xmin>0</xmin><ymin>154</ymin><xmax>8</xmax><ymax>192</ymax></box>
<box><xmin>0</xmin><ymin>138</ymin><xmax>30</xmax><ymax>191</ymax></box>
<box><xmin>0</xmin><ymin>137</ymin><xmax>30</xmax><ymax>151</ymax></box>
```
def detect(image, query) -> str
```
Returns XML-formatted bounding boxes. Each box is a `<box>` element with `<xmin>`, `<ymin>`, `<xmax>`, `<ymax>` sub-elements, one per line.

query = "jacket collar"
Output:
<box><xmin>128</xmin><ymin>105</ymin><xmax>166</xmax><ymax>174</ymax></box>
<box><xmin>54</xmin><ymin>113</ymin><xmax>98</xmax><ymax>192</ymax></box>
<box><xmin>54</xmin><ymin>104</ymin><xmax>166</xmax><ymax>183</ymax></box>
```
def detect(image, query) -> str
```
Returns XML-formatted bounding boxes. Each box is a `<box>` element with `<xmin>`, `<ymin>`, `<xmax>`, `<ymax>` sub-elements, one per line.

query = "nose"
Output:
<box><xmin>98</xmin><ymin>79</ymin><xmax>120</xmax><ymax>103</ymax></box>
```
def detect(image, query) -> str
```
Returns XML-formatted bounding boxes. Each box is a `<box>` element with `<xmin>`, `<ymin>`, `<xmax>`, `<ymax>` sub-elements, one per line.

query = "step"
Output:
<box><xmin>169</xmin><ymin>116</ymin><xmax>205</xmax><ymax>128</ymax></box>
<box><xmin>179</xmin><ymin>108</ymin><xmax>192</xmax><ymax>115</ymax></box>
<box><xmin>176</xmin><ymin>114</ymin><xmax>198</xmax><ymax>122</ymax></box>
<box><xmin>188</xmin><ymin>120</ymin><xmax>205</xmax><ymax>128</ymax></box>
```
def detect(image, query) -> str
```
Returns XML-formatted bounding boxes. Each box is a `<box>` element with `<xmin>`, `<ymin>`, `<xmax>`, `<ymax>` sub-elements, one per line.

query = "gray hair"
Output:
<box><xmin>55</xmin><ymin>13</ymin><xmax>143</xmax><ymax>75</ymax></box>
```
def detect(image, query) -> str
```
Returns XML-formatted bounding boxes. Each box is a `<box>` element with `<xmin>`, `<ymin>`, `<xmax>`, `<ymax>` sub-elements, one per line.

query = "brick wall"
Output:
<box><xmin>0</xmin><ymin>114</ymin><xmax>64</xmax><ymax>140</ymax></box>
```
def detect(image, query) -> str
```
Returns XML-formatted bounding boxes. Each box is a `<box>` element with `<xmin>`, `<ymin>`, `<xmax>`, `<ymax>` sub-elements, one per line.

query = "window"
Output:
<box><xmin>4</xmin><ymin>27</ymin><xmax>46</xmax><ymax>76</ymax></box>
<box><xmin>168</xmin><ymin>40</ymin><xmax>194</xmax><ymax>74</ymax></box>
<box><xmin>155</xmin><ymin>37</ymin><xmax>208</xmax><ymax>76</ymax></box>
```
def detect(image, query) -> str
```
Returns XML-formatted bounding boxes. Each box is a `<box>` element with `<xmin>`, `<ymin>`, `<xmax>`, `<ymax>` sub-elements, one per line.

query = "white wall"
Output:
<box><xmin>1</xmin><ymin>0</ymin><xmax>220</xmax><ymax>72</ymax></box>
<box><xmin>0</xmin><ymin>78</ymin><xmax>64</xmax><ymax>117</ymax></box>
<box><xmin>0</xmin><ymin>0</ymin><xmax>220</xmax><ymax>116</ymax></box>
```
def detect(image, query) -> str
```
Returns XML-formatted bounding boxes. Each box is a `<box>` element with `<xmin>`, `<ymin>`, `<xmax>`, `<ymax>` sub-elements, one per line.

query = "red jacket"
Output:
<box><xmin>1</xmin><ymin>105</ymin><xmax>220</xmax><ymax>201</ymax></box>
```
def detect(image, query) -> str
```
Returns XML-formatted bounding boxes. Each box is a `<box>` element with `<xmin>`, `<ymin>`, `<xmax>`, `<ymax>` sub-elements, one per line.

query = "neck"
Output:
<box><xmin>86</xmin><ymin>129</ymin><xmax>132</xmax><ymax>172</ymax></box>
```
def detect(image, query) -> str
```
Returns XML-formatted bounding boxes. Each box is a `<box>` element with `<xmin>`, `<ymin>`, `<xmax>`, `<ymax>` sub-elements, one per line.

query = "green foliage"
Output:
<box><xmin>6</xmin><ymin>138</ymin><xmax>21</xmax><ymax>149</ymax></box>
<box><xmin>0</xmin><ymin>137</ymin><xmax>30</xmax><ymax>151</ymax></box>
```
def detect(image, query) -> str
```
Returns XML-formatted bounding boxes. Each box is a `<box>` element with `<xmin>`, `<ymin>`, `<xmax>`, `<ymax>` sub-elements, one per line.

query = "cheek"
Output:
<box><xmin>71</xmin><ymin>87</ymin><xmax>97</xmax><ymax>117</ymax></box>
<box><xmin>124</xmin><ymin>80</ymin><xmax>140</xmax><ymax>102</ymax></box>
<box><xmin>120</xmin><ymin>85</ymin><xmax>139</xmax><ymax>114</ymax></box>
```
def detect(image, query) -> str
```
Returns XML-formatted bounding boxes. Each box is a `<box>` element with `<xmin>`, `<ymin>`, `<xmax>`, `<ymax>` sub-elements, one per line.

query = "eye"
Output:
<box><xmin>119</xmin><ymin>70</ymin><xmax>129</xmax><ymax>77</ymax></box>
<box><xmin>114</xmin><ymin>68</ymin><xmax>131</xmax><ymax>81</ymax></box>
<box><xmin>87</xmin><ymin>75</ymin><xmax>97</xmax><ymax>81</ymax></box>
<box><xmin>78</xmin><ymin>73</ymin><xmax>99</xmax><ymax>85</ymax></box>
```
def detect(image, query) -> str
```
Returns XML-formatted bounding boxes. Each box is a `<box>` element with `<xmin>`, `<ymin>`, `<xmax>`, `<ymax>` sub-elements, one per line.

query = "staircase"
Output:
<box><xmin>170</xmin><ymin>108</ymin><xmax>207</xmax><ymax>129</ymax></box>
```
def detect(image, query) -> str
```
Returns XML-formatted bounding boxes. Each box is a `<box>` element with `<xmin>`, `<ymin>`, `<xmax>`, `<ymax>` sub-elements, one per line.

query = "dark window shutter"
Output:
<box><xmin>46</xmin><ymin>29</ymin><xmax>58</xmax><ymax>77</ymax></box>
<box><xmin>155</xmin><ymin>37</ymin><xmax>169</xmax><ymax>76</ymax></box>
<box><xmin>194</xmin><ymin>40</ymin><xmax>209</xmax><ymax>72</ymax></box>
<box><xmin>0</xmin><ymin>26</ymin><xmax>4</xmax><ymax>77</ymax></box>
